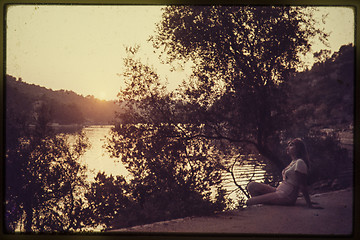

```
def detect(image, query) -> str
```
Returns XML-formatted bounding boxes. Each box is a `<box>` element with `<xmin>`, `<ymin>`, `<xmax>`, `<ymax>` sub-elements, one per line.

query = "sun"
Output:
<box><xmin>98</xmin><ymin>91</ymin><xmax>107</xmax><ymax>101</ymax></box>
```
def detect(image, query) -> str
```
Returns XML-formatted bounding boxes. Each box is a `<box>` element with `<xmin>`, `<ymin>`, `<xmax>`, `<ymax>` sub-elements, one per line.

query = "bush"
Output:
<box><xmin>304</xmin><ymin>130</ymin><xmax>351</xmax><ymax>185</ymax></box>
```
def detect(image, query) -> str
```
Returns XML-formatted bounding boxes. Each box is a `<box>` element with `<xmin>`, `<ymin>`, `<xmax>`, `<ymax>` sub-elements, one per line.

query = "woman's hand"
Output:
<box><xmin>307</xmin><ymin>202</ymin><xmax>324</xmax><ymax>209</ymax></box>
<box><xmin>295</xmin><ymin>172</ymin><xmax>322</xmax><ymax>209</ymax></box>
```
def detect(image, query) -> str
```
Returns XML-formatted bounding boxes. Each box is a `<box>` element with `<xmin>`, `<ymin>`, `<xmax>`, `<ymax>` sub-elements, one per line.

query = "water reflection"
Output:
<box><xmin>222</xmin><ymin>162</ymin><xmax>266</xmax><ymax>199</ymax></box>
<box><xmin>67</xmin><ymin>125</ymin><xmax>266</xmax><ymax>201</ymax></box>
<box><xmin>67</xmin><ymin>125</ymin><xmax>129</xmax><ymax>181</ymax></box>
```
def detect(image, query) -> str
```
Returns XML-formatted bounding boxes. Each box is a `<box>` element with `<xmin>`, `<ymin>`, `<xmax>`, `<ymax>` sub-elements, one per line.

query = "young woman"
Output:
<box><xmin>246</xmin><ymin>138</ymin><xmax>316</xmax><ymax>208</ymax></box>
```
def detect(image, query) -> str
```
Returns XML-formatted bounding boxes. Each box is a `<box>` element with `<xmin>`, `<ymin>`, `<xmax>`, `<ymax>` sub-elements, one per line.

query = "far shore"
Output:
<box><xmin>28</xmin><ymin>123</ymin><xmax>114</xmax><ymax>130</ymax></box>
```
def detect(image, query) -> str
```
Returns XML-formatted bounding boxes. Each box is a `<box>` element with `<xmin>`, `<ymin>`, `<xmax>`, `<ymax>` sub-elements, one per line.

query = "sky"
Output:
<box><xmin>6</xmin><ymin>5</ymin><xmax>355</xmax><ymax>101</ymax></box>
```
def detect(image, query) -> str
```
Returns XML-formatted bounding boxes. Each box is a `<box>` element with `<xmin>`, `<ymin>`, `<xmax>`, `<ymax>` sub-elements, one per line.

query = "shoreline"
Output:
<box><xmin>108</xmin><ymin>188</ymin><xmax>354</xmax><ymax>235</ymax></box>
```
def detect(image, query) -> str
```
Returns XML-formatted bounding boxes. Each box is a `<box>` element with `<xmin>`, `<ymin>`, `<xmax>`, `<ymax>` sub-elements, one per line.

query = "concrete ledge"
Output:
<box><xmin>109</xmin><ymin>188</ymin><xmax>353</xmax><ymax>235</ymax></box>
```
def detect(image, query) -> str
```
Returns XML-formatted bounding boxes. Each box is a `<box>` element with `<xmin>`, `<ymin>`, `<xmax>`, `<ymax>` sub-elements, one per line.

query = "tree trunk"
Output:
<box><xmin>23</xmin><ymin>198</ymin><xmax>33</xmax><ymax>232</ymax></box>
<box><xmin>257</xmin><ymin>143</ymin><xmax>284</xmax><ymax>175</ymax></box>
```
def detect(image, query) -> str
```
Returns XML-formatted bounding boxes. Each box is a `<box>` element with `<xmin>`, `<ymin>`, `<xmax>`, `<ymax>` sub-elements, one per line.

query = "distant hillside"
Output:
<box><xmin>6</xmin><ymin>75</ymin><xmax>122</xmax><ymax>125</ymax></box>
<box><xmin>5</xmin><ymin>44</ymin><xmax>354</xmax><ymax>130</ymax></box>
<box><xmin>289</xmin><ymin>44</ymin><xmax>354</xmax><ymax>130</ymax></box>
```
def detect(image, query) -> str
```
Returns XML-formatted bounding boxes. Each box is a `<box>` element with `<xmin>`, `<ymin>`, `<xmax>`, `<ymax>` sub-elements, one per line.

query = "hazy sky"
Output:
<box><xmin>6</xmin><ymin>5</ymin><xmax>355</xmax><ymax>100</ymax></box>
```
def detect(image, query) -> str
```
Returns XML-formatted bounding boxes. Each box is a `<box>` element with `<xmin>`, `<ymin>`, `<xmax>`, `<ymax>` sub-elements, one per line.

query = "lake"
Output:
<box><xmin>71</xmin><ymin>125</ymin><xmax>130</xmax><ymax>180</ymax></box>
<box><xmin>71</xmin><ymin>125</ymin><xmax>267</xmax><ymax>203</ymax></box>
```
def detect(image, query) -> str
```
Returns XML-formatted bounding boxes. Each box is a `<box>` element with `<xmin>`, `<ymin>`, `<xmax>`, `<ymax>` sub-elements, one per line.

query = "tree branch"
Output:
<box><xmin>228</xmin><ymin>155</ymin><xmax>250</xmax><ymax>198</ymax></box>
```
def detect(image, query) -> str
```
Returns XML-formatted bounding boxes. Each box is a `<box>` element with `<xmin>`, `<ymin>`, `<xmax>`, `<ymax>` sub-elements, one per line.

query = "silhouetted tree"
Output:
<box><xmin>106</xmin><ymin>7</ymin><xmax>333</xmax><ymax>219</ymax></box>
<box><xmin>84</xmin><ymin>172</ymin><xmax>132</xmax><ymax>229</ymax></box>
<box><xmin>106</xmin><ymin>47</ymin><xmax>227</xmax><ymax>226</ymax></box>
<box><xmin>151</xmin><ymin>6</ymin><xmax>329</xmax><ymax>173</ymax></box>
<box><xmin>5</xmin><ymin>102</ymin><xmax>90</xmax><ymax>232</ymax></box>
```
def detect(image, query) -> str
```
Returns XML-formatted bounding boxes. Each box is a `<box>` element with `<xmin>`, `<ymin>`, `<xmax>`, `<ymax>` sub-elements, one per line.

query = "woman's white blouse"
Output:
<box><xmin>282</xmin><ymin>159</ymin><xmax>308</xmax><ymax>187</ymax></box>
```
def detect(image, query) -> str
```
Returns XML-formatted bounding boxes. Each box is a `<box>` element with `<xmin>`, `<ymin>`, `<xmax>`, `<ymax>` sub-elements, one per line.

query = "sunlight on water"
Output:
<box><xmin>73</xmin><ymin>125</ymin><xmax>130</xmax><ymax>181</ymax></box>
<box><xmin>69</xmin><ymin>125</ymin><xmax>266</xmax><ymax>204</ymax></box>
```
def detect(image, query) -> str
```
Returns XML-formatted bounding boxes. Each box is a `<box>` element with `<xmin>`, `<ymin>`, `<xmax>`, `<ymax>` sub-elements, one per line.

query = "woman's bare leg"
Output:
<box><xmin>247</xmin><ymin>182</ymin><xmax>276</xmax><ymax>197</ymax></box>
<box><xmin>246</xmin><ymin>192</ymin><xmax>294</xmax><ymax>206</ymax></box>
<box><xmin>246</xmin><ymin>182</ymin><xmax>293</xmax><ymax>206</ymax></box>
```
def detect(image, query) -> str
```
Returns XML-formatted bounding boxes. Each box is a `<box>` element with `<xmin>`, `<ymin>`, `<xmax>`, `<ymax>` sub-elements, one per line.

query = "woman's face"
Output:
<box><xmin>286</xmin><ymin>141</ymin><xmax>297</xmax><ymax>157</ymax></box>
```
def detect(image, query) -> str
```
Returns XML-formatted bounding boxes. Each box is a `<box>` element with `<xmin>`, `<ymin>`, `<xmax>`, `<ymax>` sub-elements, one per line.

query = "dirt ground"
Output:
<box><xmin>109</xmin><ymin>188</ymin><xmax>354</xmax><ymax>236</ymax></box>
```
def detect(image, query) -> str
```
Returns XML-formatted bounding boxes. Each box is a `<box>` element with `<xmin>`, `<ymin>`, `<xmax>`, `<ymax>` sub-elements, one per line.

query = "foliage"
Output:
<box><xmin>5</xmin><ymin>6</ymin><xmax>352</xmax><ymax>232</ymax></box>
<box><xmin>289</xmin><ymin>44</ymin><xmax>354</xmax><ymax>130</ymax></box>
<box><xmin>106</xmin><ymin>7</ymin><xmax>352</xmax><ymax>225</ymax></box>
<box><xmin>84</xmin><ymin>172</ymin><xmax>132</xmax><ymax>229</ymax></box>
<box><xmin>150</xmin><ymin>6</ymin><xmax>329</xmax><ymax>173</ymax></box>
<box><xmin>283</xmin><ymin>44</ymin><xmax>354</xmax><ymax>186</ymax></box>
<box><xmin>151</xmin><ymin>6</ymin><xmax>352</xmax><ymax>190</ymax></box>
<box><xmin>5</xmin><ymin>102</ymin><xmax>91</xmax><ymax>232</ymax></box>
<box><xmin>304</xmin><ymin>130</ymin><xmax>351</xmax><ymax>184</ymax></box>
<box><xmin>106</xmin><ymin>47</ymin><xmax>227</xmax><ymax>228</ymax></box>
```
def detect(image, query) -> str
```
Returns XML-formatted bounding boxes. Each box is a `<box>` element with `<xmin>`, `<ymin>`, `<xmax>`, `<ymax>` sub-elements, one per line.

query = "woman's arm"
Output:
<box><xmin>295</xmin><ymin>171</ymin><xmax>312</xmax><ymax>208</ymax></box>
<box><xmin>300</xmin><ymin>184</ymin><xmax>312</xmax><ymax>208</ymax></box>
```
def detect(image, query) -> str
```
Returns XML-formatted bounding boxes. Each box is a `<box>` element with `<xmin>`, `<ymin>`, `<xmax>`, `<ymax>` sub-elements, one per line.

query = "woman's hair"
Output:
<box><xmin>289</xmin><ymin>138</ymin><xmax>310</xmax><ymax>168</ymax></box>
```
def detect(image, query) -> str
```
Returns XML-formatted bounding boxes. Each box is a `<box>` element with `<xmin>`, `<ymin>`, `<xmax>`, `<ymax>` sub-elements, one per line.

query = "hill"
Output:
<box><xmin>290</xmin><ymin>44</ymin><xmax>354</xmax><ymax>130</ymax></box>
<box><xmin>5</xmin><ymin>44</ymin><xmax>354</xmax><ymax>130</ymax></box>
<box><xmin>5</xmin><ymin>75</ymin><xmax>122</xmax><ymax>126</ymax></box>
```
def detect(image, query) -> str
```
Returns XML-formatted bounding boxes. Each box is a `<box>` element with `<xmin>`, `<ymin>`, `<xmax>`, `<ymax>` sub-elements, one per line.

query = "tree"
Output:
<box><xmin>107</xmin><ymin>6</ymin><xmax>342</xmax><ymax>222</ymax></box>
<box><xmin>84</xmin><ymin>172</ymin><xmax>132</xmax><ymax>229</ymax></box>
<box><xmin>151</xmin><ymin>6</ymin><xmax>328</xmax><ymax>173</ymax></box>
<box><xmin>5</xmin><ymin>102</ymin><xmax>90</xmax><ymax>232</ymax></box>
<box><xmin>106</xmin><ymin>47</ymin><xmax>228</xmax><ymax>226</ymax></box>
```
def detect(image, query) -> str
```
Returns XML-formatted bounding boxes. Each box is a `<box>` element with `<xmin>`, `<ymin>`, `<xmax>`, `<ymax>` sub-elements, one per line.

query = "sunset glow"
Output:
<box><xmin>5</xmin><ymin>5</ymin><xmax>355</xmax><ymax>233</ymax></box>
<box><xmin>6</xmin><ymin>5</ymin><xmax>355</xmax><ymax>100</ymax></box>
